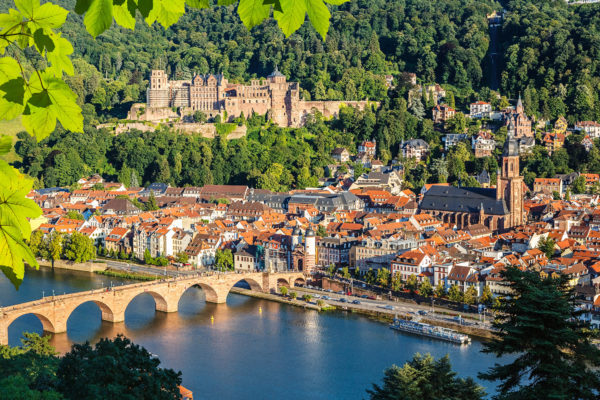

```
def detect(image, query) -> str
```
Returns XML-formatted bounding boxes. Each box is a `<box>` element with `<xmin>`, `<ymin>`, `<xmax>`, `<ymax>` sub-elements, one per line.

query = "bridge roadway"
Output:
<box><xmin>0</xmin><ymin>271</ymin><xmax>305</xmax><ymax>346</ymax></box>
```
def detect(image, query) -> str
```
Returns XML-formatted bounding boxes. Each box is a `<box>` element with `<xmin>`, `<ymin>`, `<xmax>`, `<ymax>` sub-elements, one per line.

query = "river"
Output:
<box><xmin>1</xmin><ymin>267</ymin><xmax>504</xmax><ymax>399</ymax></box>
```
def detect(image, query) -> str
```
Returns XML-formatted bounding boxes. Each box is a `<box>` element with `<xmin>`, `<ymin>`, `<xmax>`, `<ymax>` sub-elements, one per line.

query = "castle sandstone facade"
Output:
<box><xmin>131</xmin><ymin>68</ymin><xmax>373</xmax><ymax>128</ymax></box>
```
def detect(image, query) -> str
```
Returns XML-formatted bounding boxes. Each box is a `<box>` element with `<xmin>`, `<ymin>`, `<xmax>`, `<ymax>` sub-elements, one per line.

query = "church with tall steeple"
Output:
<box><xmin>505</xmin><ymin>94</ymin><xmax>532</xmax><ymax>138</ymax></box>
<box><xmin>419</xmin><ymin>130</ymin><xmax>525</xmax><ymax>232</ymax></box>
<box><xmin>496</xmin><ymin>130</ymin><xmax>525</xmax><ymax>227</ymax></box>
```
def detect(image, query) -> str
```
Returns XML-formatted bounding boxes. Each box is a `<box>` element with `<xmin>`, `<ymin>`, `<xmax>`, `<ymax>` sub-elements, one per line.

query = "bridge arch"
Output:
<box><xmin>124</xmin><ymin>289</ymin><xmax>174</xmax><ymax>314</ymax></box>
<box><xmin>7</xmin><ymin>312</ymin><xmax>56</xmax><ymax>334</ymax></box>
<box><xmin>179</xmin><ymin>282</ymin><xmax>222</xmax><ymax>305</ymax></box>
<box><xmin>276</xmin><ymin>277</ymin><xmax>290</xmax><ymax>288</ymax></box>
<box><xmin>292</xmin><ymin>277</ymin><xmax>306</xmax><ymax>287</ymax></box>
<box><xmin>65</xmin><ymin>299</ymin><xmax>117</xmax><ymax>325</ymax></box>
<box><xmin>230</xmin><ymin>277</ymin><xmax>263</xmax><ymax>292</ymax></box>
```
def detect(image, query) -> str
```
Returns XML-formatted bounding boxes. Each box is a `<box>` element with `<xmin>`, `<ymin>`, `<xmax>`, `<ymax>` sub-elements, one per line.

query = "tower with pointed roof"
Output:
<box><xmin>516</xmin><ymin>93</ymin><xmax>523</xmax><ymax>114</ymax></box>
<box><xmin>496</xmin><ymin>131</ymin><xmax>524</xmax><ymax>228</ymax></box>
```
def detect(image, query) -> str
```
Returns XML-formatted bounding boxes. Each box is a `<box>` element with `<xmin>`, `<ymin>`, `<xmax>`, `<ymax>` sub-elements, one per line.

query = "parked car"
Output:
<box><xmin>322</xmin><ymin>295</ymin><xmax>330</xmax><ymax>300</ymax></box>
<box><xmin>361</xmin><ymin>295</ymin><xmax>369</xmax><ymax>299</ymax></box>
<box><xmin>327</xmin><ymin>289</ymin><xmax>333</xmax><ymax>293</ymax></box>
<box><xmin>384</xmin><ymin>305</ymin><xmax>395</xmax><ymax>310</ymax></box>
<box><xmin>352</xmin><ymin>300</ymin><xmax>361</xmax><ymax>305</ymax></box>
<box><xmin>418</xmin><ymin>310</ymin><xmax>428</xmax><ymax>316</ymax></box>
<box><xmin>368</xmin><ymin>296</ymin><xmax>376</xmax><ymax>300</ymax></box>
<box><xmin>339</xmin><ymin>298</ymin><xmax>347</xmax><ymax>303</ymax></box>
<box><xmin>337</xmin><ymin>290</ymin><xmax>344</xmax><ymax>295</ymax></box>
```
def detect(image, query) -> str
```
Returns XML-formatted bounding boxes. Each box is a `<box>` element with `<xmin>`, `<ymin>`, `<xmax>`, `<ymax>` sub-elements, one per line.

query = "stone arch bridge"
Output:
<box><xmin>0</xmin><ymin>271</ymin><xmax>306</xmax><ymax>345</ymax></box>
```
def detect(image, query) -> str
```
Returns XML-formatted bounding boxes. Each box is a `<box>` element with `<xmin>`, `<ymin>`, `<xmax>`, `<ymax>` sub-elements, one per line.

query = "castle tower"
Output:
<box><xmin>147</xmin><ymin>70</ymin><xmax>170</xmax><ymax>108</ymax></box>
<box><xmin>291</xmin><ymin>226</ymin><xmax>301</xmax><ymax>248</ymax></box>
<box><xmin>497</xmin><ymin>132</ymin><xmax>524</xmax><ymax>229</ymax></box>
<box><xmin>304</xmin><ymin>228</ymin><xmax>316</xmax><ymax>274</ymax></box>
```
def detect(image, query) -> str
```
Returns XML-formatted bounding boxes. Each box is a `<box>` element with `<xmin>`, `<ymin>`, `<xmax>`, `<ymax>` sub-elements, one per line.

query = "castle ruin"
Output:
<box><xmin>128</xmin><ymin>68</ymin><xmax>374</xmax><ymax>128</ymax></box>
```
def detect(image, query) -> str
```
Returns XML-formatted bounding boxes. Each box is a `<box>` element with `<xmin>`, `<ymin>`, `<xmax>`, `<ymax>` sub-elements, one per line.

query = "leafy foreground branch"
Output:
<box><xmin>0</xmin><ymin>0</ymin><xmax>346</xmax><ymax>288</ymax></box>
<box><xmin>0</xmin><ymin>333</ymin><xmax>182</xmax><ymax>400</ymax></box>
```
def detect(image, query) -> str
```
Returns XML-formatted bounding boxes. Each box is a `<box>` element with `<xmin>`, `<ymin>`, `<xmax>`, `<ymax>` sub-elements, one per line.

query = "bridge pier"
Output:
<box><xmin>102</xmin><ymin>310</ymin><xmax>125</xmax><ymax>323</ymax></box>
<box><xmin>0</xmin><ymin>323</ymin><xmax>8</xmax><ymax>346</ymax></box>
<box><xmin>46</xmin><ymin>319</ymin><xmax>67</xmax><ymax>334</ymax></box>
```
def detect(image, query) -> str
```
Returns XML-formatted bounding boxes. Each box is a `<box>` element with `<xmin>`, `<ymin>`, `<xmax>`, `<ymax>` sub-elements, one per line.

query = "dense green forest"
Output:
<box><xmin>44</xmin><ymin>0</ymin><xmax>497</xmax><ymax>120</ymax></box>
<box><xmin>9</xmin><ymin>0</ymin><xmax>600</xmax><ymax>191</ymax></box>
<box><xmin>499</xmin><ymin>0</ymin><xmax>600</xmax><ymax>122</ymax></box>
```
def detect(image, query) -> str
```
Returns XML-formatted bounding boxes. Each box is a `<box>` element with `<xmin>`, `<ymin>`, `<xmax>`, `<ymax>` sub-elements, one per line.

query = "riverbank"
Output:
<box><xmin>37</xmin><ymin>259</ymin><xmax>106</xmax><ymax>273</ymax></box>
<box><xmin>233</xmin><ymin>287</ymin><xmax>495</xmax><ymax>340</ymax></box>
<box><xmin>229</xmin><ymin>288</ymin><xmax>330</xmax><ymax>311</ymax></box>
<box><xmin>94</xmin><ymin>269</ymin><xmax>159</xmax><ymax>281</ymax></box>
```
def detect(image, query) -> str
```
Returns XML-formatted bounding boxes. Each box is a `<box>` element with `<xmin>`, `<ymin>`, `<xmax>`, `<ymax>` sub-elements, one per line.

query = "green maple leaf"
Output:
<box><xmin>0</xmin><ymin>78</ymin><xmax>28</xmax><ymax>121</ymax></box>
<box><xmin>146</xmin><ymin>0</ymin><xmax>185</xmax><ymax>28</ymax></box>
<box><xmin>28</xmin><ymin>2</ymin><xmax>69</xmax><ymax>30</ymax></box>
<box><xmin>0</xmin><ymin>135</ymin><xmax>11</xmax><ymax>155</ymax></box>
<box><xmin>323</xmin><ymin>0</ymin><xmax>348</xmax><ymax>5</ymax></box>
<box><xmin>274</xmin><ymin>0</ymin><xmax>307</xmax><ymax>37</ymax></box>
<box><xmin>113</xmin><ymin>0</ymin><xmax>137</xmax><ymax>30</ymax></box>
<box><xmin>306</xmin><ymin>0</ymin><xmax>330</xmax><ymax>40</ymax></box>
<box><xmin>0</xmin><ymin>161</ymin><xmax>41</xmax><ymax>288</ymax></box>
<box><xmin>187</xmin><ymin>0</ymin><xmax>210</xmax><ymax>8</ymax></box>
<box><xmin>47</xmin><ymin>34</ymin><xmax>75</xmax><ymax>76</ymax></box>
<box><xmin>84</xmin><ymin>0</ymin><xmax>113</xmax><ymax>38</ymax></box>
<box><xmin>0</xmin><ymin>58</ymin><xmax>27</xmax><ymax>121</ymax></box>
<box><xmin>238</xmin><ymin>0</ymin><xmax>271</xmax><ymax>29</ymax></box>
<box><xmin>22</xmin><ymin>73</ymin><xmax>83</xmax><ymax>139</ymax></box>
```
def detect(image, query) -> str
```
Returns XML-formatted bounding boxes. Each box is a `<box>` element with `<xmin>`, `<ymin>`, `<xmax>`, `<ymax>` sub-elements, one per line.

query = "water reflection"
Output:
<box><xmin>2</xmin><ymin>268</ymin><xmax>505</xmax><ymax>399</ymax></box>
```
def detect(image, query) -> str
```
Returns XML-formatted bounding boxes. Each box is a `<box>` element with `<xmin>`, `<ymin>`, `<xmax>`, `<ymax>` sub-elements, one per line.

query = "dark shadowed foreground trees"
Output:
<box><xmin>0</xmin><ymin>333</ymin><xmax>182</xmax><ymax>400</ymax></box>
<box><xmin>367</xmin><ymin>353</ymin><xmax>485</xmax><ymax>400</ymax></box>
<box><xmin>479</xmin><ymin>266</ymin><xmax>600</xmax><ymax>400</ymax></box>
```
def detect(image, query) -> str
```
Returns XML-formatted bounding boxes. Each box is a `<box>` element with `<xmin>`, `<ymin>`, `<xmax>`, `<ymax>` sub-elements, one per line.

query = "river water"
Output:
<box><xmin>1</xmin><ymin>268</ymin><xmax>503</xmax><ymax>399</ymax></box>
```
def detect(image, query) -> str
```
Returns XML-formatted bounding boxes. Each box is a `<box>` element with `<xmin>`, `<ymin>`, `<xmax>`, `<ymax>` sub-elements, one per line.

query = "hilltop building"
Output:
<box><xmin>505</xmin><ymin>95</ymin><xmax>532</xmax><ymax>138</ymax></box>
<box><xmin>131</xmin><ymin>68</ymin><xmax>373</xmax><ymax>128</ymax></box>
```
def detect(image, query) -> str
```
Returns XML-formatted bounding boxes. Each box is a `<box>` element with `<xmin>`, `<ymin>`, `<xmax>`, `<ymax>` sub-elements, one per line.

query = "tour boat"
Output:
<box><xmin>389</xmin><ymin>318</ymin><xmax>471</xmax><ymax>345</ymax></box>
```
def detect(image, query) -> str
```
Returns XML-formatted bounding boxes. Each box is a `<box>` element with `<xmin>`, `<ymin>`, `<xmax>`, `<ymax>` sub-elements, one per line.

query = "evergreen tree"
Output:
<box><xmin>480</xmin><ymin>266</ymin><xmax>600</xmax><ymax>399</ymax></box>
<box><xmin>368</xmin><ymin>353</ymin><xmax>485</xmax><ymax>400</ymax></box>
<box><xmin>537</xmin><ymin>236</ymin><xmax>556</xmax><ymax>259</ymax></box>
<box><xmin>144</xmin><ymin>191</ymin><xmax>159</xmax><ymax>211</ymax></box>
<box><xmin>409</xmin><ymin>96</ymin><xmax>425</xmax><ymax>120</ymax></box>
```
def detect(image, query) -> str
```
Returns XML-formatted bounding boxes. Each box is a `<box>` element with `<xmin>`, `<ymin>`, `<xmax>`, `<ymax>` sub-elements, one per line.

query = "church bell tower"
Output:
<box><xmin>496</xmin><ymin>132</ymin><xmax>524</xmax><ymax>229</ymax></box>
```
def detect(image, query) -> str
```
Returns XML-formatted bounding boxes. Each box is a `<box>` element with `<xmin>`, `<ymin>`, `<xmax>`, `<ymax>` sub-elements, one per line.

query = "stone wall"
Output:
<box><xmin>300</xmin><ymin>100</ymin><xmax>376</xmax><ymax>119</ymax></box>
<box><xmin>97</xmin><ymin>121</ymin><xmax>246</xmax><ymax>139</ymax></box>
<box><xmin>38</xmin><ymin>259</ymin><xmax>107</xmax><ymax>273</ymax></box>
